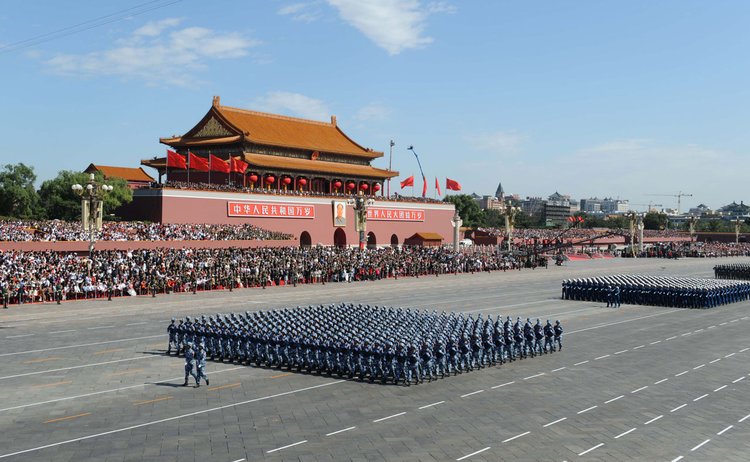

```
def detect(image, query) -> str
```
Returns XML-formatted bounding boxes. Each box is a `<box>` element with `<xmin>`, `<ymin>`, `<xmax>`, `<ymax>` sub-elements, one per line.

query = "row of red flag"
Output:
<box><xmin>399</xmin><ymin>175</ymin><xmax>462</xmax><ymax>196</ymax></box>
<box><xmin>167</xmin><ymin>150</ymin><xmax>248</xmax><ymax>174</ymax></box>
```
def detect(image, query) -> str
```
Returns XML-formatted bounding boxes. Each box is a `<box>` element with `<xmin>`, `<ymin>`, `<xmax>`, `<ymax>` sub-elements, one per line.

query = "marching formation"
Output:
<box><xmin>562</xmin><ymin>274</ymin><xmax>750</xmax><ymax>308</ymax></box>
<box><xmin>714</xmin><ymin>264</ymin><xmax>750</xmax><ymax>281</ymax></box>
<box><xmin>167</xmin><ymin>304</ymin><xmax>564</xmax><ymax>386</ymax></box>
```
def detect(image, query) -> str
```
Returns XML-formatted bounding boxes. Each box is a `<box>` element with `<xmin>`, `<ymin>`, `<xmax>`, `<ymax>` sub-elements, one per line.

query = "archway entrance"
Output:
<box><xmin>367</xmin><ymin>232</ymin><xmax>377</xmax><ymax>249</ymax></box>
<box><xmin>300</xmin><ymin>231</ymin><xmax>311</xmax><ymax>247</ymax></box>
<box><xmin>390</xmin><ymin>234</ymin><xmax>399</xmax><ymax>247</ymax></box>
<box><xmin>334</xmin><ymin>228</ymin><xmax>347</xmax><ymax>247</ymax></box>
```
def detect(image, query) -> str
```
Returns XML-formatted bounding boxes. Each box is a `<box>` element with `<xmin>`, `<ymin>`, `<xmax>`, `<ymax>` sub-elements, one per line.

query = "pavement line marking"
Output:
<box><xmin>631</xmin><ymin>386</ymin><xmax>648</xmax><ymax>394</ymax></box>
<box><xmin>594</xmin><ymin>355</ymin><xmax>610</xmax><ymax>360</ymax></box>
<box><xmin>650</xmin><ymin>341</ymin><xmax>661</xmax><ymax>345</ymax></box>
<box><xmin>644</xmin><ymin>415</ymin><xmax>663</xmax><ymax>425</ymax></box>
<box><xmin>502</xmin><ymin>431</ymin><xmax>530</xmax><ymax>443</ymax></box>
<box><xmin>578</xmin><ymin>443</ymin><xmax>604</xmax><ymax>456</ymax></box>
<box><xmin>577</xmin><ymin>405</ymin><xmax>597</xmax><ymax>414</ymax></box>
<box><xmin>671</xmin><ymin>457</ymin><xmax>684</xmax><ymax>462</ymax></box>
<box><xmin>22</xmin><ymin>357</ymin><xmax>63</xmax><ymax>364</ymax></box>
<box><xmin>523</xmin><ymin>373</ymin><xmax>545</xmax><ymax>380</ymax></box>
<box><xmin>714</xmin><ymin>385</ymin><xmax>727</xmax><ymax>392</ymax></box>
<box><xmin>107</xmin><ymin>368</ymin><xmax>145</xmax><ymax>377</ymax></box>
<box><xmin>654</xmin><ymin>378</ymin><xmax>668</xmax><ymax>385</ymax></box>
<box><xmin>633</xmin><ymin>345</ymin><xmax>645</xmax><ymax>350</ymax></box>
<box><xmin>207</xmin><ymin>382</ymin><xmax>241</xmax><ymax>392</ymax></box>
<box><xmin>717</xmin><ymin>425</ymin><xmax>733</xmax><ymax>436</ymax></box>
<box><xmin>741</xmin><ymin>348</ymin><xmax>750</xmax><ymax>353</ymax></box>
<box><xmin>491</xmin><ymin>381</ymin><xmax>514</xmax><ymax>389</ymax></box>
<box><xmin>266</xmin><ymin>440</ymin><xmax>307</xmax><ymax>454</ymax></box>
<box><xmin>732</xmin><ymin>376</ymin><xmax>745</xmax><ymax>384</ymax></box>
<box><xmin>461</xmin><ymin>390</ymin><xmax>484</xmax><ymax>398</ymax></box>
<box><xmin>373</xmin><ymin>412</ymin><xmax>406</xmax><ymax>423</ymax></box>
<box><xmin>126</xmin><ymin>322</ymin><xmax>148</xmax><ymax>326</ymax></box>
<box><xmin>739</xmin><ymin>414</ymin><xmax>750</xmax><ymax>423</ymax></box>
<box><xmin>551</xmin><ymin>367</ymin><xmax>566</xmax><ymax>372</ymax></box>
<box><xmin>725</xmin><ymin>353</ymin><xmax>736</xmax><ymax>358</ymax></box>
<box><xmin>574</xmin><ymin>360</ymin><xmax>589</xmax><ymax>366</ymax></box>
<box><xmin>614</xmin><ymin>428</ymin><xmax>636</xmax><ymax>439</ymax></box>
<box><xmin>418</xmin><ymin>401</ymin><xmax>445</xmax><ymax>410</ymax></box>
<box><xmin>133</xmin><ymin>396</ymin><xmax>173</xmax><ymax>406</ymax></box>
<box><xmin>2</xmin><ymin>356</ymin><xmax>159</xmax><ymax>380</ymax></box>
<box><xmin>614</xmin><ymin>350</ymin><xmax>628</xmax><ymax>355</ymax></box>
<box><xmin>0</xmin><ymin>334</ymin><xmax>163</xmax><ymax>358</ymax></box>
<box><xmin>730</xmin><ymin>319</ymin><xmax>739</xmax><ymax>323</ymax></box>
<box><xmin>694</xmin><ymin>329</ymin><xmax>704</xmax><ymax>333</ymax></box>
<box><xmin>708</xmin><ymin>325</ymin><xmax>716</xmax><ymax>329</ymax></box>
<box><xmin>693</xmin><ymin>364</ymin><xmax>705</xmax><ymax>370</ymax></box>
<box><xmin>567</xmin><ymin>310</ymin><xmax>679</xmax><ymax>335</ymax></box>
<box><xmin>93</xmin><ymin>348</ymin><xmax>125</xmax><ymax>355</ymax></box>
<box><xmin>456</xmin><ymin>447</ymin><xmax>491</xmax><ymax>461</ymax></box>
<box><xmin>693</xmin><ymin>394</ymin><xmax>708</xmax><ymax>402</ymax></box>
<box><xmin>690</xmin><ymin>439</ymin><xmax>710</xmax><ymax>452</ymax></box>
<box><xmin>675</xmin><ymin>371</ymin><xmax>689</xmax><ymax>377</ymax></box>
<box><xmin>269</xmin><ymin>373</ymin><xmax>291</xmax><ymax>379</ymax></box>
<box><xmin>48</xmin><ymin>330</ymin><xmax>76</xmax><ymax>334</ymax></box>
<box><xmin>87</xmin><ymin>326</ymin><xmax>116</xmax><ymax>330</ymax></box>
<box><xmin>0</xmin><ymin>365</ymin><xmax>247</xmax><ymax>414</ymax></box>
<box><xmin>44</xmin><ymin>412</ymin><xmax>90</xmax><ymax>424</ymax></box>
<box><xmin>710</xmin><ymin>359</ymin><xmax>721</xmax><ymax>364</ymax></box>
<box><xmin>0</xmin><ymin>380</ymin><xmax>343</xmax><ymax>459</ymax></box>
<box><xmin>543</xmin><ymin>417</ymin><xmax>566</xmax><ymax>427</ymax></box>
<box><xmin>604</xmin><ymin>395</ymin><xmax>624</xmax><ymax>404</ymax></box>
<box><xmin>32</xmin><ymin>380</ymin><xmax>72</xmax><ymax>389</ymax></box>
<box><xmin>231</xmin><ymin>459</ymin><xmax>245</xmax><ymax>462</ymax></box>
<box><xmin>671</xmin><ymin>404</ymin><xmax>688</xmax><ymax>412</ymax></box>
<box><xmin>720</xmin><ymin>322</ymin><xmax>728</xmax><ymax>326</ymax></box>
<box><xmin>326</xmin><ymin>426</ymin><xmax>356</xmax><ymax>437</ymax></box>
<box><xmin>681</xmin><ymin>333</ymin><xmax>691</xmax><ymax>337</ymax></box>
<box><xmin>666</xmin><ymin>336</ymin><xmax>678</xmax><ymax>341</ymax></box>
<box><xmin>6</xmin><ymin>334</ymin><xmax>34</xmax><ymax>339</ymax></box>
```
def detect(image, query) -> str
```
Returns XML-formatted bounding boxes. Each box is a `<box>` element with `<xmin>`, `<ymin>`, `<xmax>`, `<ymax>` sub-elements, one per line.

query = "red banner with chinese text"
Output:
<box><xmin>227</xmin><ymin>201</ymin><xmax>315</xmax><ymax>219</ymax></box>
<box><xmin>366</xmin><ymin>207</ymin><xmax>425</xmax><ymax>222</ymax></box>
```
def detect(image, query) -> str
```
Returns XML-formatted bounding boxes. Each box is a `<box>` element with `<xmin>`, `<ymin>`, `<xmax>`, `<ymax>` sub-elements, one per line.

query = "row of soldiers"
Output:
<box><xmin>167</xmin><ymin>304</ymin><xmax>564</xmax><ymax>386</ymax></box>
<box><xmin>562</xmin><ymin>275</ymin><xmax>750</xmax><ymax>308</ymax></box>
<box><xmin>714</xmin><ymin>264</ymin><xmax>750</xmax><ymax>281</ymax></box>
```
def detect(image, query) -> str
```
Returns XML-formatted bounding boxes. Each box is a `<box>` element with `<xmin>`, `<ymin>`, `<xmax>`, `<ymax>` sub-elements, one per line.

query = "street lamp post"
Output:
<box><xmin>72</xmin><ymin>173</ymin><xmax>113</xmax><ymax>260</ymax></box>
<box><xmin>735</xmin><ymin>217</ymin><xmax>742</xmax><ymax>245</ymax></box>
<box><xmin>348</xmin><ymin>192</ymin><xmax>375</xmax><ymax>250</ymax></box>
<box><xmin>452</xmin><ymin>209</ymin><xmax>462</xmax><ymax>252</ymax></box>
<box><xmin>500</xmin><ymin>204</ymin><xmax>521</xmax><ymax>252</ymax></box>
<box><xmin>687</xmin><ymin>216</ymin><xmax>699</xmax><ymax>247</ymax></box>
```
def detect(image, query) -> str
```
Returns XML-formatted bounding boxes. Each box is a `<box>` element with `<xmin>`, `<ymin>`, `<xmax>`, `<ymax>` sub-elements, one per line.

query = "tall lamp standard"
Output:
<box><xmin>72</xmin><ymin>173</ymin><xmax>113</xmax><ymax>260</ymax></box>
<box><xmin>735</xmin><ymin>217</ymin><xmax>742</xmax><ymax>245</ymax></box>
<box><xmin>500</xmin><ymin>203</ymin><xmax>521</xmax><ymax>252</ymax></box>
<box><xmin>348</xmin><ymin>192</ymin><xmax>375</xmax><ymax>250</ymax></box>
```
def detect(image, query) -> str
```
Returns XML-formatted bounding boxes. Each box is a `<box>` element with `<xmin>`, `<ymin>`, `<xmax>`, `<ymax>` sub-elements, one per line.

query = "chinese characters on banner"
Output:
<box><xmin>227</xmin><ymin>201</ymin><xmax>315</xmax><ymax>219</ymax></box>
<box><xmin>366</xmin><ymin>207</ymin><xmax>425</xmax><ymax>222</ymax></box>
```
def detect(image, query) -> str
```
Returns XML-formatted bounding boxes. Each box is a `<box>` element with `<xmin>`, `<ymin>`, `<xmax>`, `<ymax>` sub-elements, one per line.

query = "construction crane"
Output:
<box><xmin>646</xmin><ymin>191</ymin><xmax>693</xmax><ymax>215</ymax></box>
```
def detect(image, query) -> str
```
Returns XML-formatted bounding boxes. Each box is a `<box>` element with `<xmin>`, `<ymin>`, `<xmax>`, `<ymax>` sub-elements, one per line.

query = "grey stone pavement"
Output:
<box><xmin>1</xmin><ymin>256</ymin><xmax>750</xmax><ymax>462</ymax></box>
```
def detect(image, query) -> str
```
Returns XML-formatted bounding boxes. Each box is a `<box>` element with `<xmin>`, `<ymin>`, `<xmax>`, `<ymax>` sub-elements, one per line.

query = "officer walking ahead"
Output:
<box><xmin>183</xmin><ymin>344</ymin><xmax>197</xmax><ymax>386</ymax></box>
<box><xmin>195</xmin><ymin>344</ymin><xmax>209</xmax><ymax>387</ymax></box>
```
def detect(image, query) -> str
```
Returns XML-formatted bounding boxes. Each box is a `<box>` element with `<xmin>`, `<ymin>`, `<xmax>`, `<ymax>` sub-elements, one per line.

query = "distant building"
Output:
<box><xmin>718</xmin><ymin>201</ymin><xmax>750</xmax><ymax>217</ymax></box>
<box><xmin>543</xmin><ymin>192</ymin><xmax>572</xmax><ymax>226</ymax></box>
<box><xmin>688</xmin><ymin>204</ymin><xmax>712</xmax><ymax>215</ymax></box>
<box><xmin>520</xmin><ymin>196</ymin><xmax>545</xmax><ymax>217</ymax></box>
<box><xmin>84</xmin><ymin>164</ymin><xmax>154</xmax><ymax>189</ymax></box>
<box><xmin>601</xmin><ymin>197</ymin><xmax>629</xmax><ymax>213</ymax></box>
<box><xmin>475</xmin><ymin>195</ymin><xmax>503</xmax><ymax>211</ymax></box>
<box><xmin>580</xmin><ymin>197</ymin><xmax>603</xmax><ymax>213</ymax></box>
<box><xmin>495</xmin><ymin>182</ymin><xmax>505</xmax><ymax>201</ymax></box>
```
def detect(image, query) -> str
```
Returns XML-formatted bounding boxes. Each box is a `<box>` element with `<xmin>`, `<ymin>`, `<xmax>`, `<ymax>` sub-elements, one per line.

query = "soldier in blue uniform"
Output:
<box><xmin>183</xmin><ymin>344</ymin><xmax>197</xmax><ymax>386</ymax></box>
<box><xmin>543</xmin><ymin>320</ymin><xmax>555</xmax><ymax>352</ymax></box>
<box><xmin>195</xmin><ymin>344</ymin><xmax>209</xmax><ymax>387</ymax></box>
<box><xmin>554</xmin><ymin>320</ymin><xmax>563</xmax><ymax>351</ymax></box>
<box><xmin>167</xmin><ymin>318</ymin><xmax>178</xmax><ymax>355</ymax></box>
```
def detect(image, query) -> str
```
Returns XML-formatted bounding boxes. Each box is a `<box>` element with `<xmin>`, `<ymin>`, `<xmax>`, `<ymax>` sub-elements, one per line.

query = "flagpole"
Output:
<box><xmin>208</xmin><ymin>150</ymin><xmax>211</xmax><ymax>185</ymax></box>
<box><xmin>165</xmin><ymin>151</ymin><xmax>169</xmax><ymax>185</ymax></box>
<box><xmin>187</xmin><ymin>151</ymin><xmax>190</xmax><ymax>184</ymax></box>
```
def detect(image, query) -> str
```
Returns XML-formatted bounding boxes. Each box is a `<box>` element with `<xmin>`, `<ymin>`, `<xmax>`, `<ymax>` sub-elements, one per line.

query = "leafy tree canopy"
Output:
<box><xmin>0</xmin><ymin>163</ymin><xmax>42</xmax><ymax>219</ymax></box>
<box><xmin>38</xmin><ymin>171</ymin><xmax>132</xmax><ymax>221</ymax></box>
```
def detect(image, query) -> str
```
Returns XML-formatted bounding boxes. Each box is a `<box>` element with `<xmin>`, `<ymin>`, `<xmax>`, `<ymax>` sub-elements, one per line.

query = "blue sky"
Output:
<box><xmin>1</xmin><ymin>0</ymin><xmax>748</xmax><ymax>211</ymax></box>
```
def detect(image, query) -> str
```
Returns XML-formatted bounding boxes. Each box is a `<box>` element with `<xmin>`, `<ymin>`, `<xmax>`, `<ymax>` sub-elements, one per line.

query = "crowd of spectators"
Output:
<box><xmin>627</xmin><ymin>242</ymin><xmax>750</xmax><ymax>259</ymax></box>
<box><xmin>0</xmin><ymin>220</ymin><xmax>293</xmax><ymax>242</ymax></box>
<box><xmin>477</xmin><ymin>227</ymin><xmax>689</xmax><ymax>241</ymax></box>
<box><xmin>160</xmin><ymin>181</ymin><xmax>445</xmax><ymax>204</ymax></box>
<box><xmin>0</xmin><ymin>246</ymin><xmax>531</xmax><ymax>306</ymax></box>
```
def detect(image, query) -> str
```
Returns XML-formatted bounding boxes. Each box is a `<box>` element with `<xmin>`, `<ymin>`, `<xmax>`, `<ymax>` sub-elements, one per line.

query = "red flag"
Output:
<box><xmin>421</xmin><ymin>176</ymin><xmax>427</xmax><ymax>198</ymax></box>
<box><xmin>577</xmin><ymin>216</ymin><xmax>584</xmax><ymax>222</ymax></box>
<box><xmin>230</xmin><ymin>157</ymin><xmax>248</xmax><ymax>173</ymax></box>
<box><xmin>400</xmin><ymin>175</ymin><xmax>414</xmax><ymax>189</ymax></box>
<box><xmin>445</xmin><ymin>178</ymin><xmax>462</xmax><ymax>191</ymax></box>
<box><xmin>210</xmin><ymin>154</ymin><xmax>230</xmax><ymax>173</ymax></box>
<box><xmin>188</xmin><ymin>152</ymin><xmax>209</xmax><ymax>171</ymax></box>
<box><xmin>435</xmin><ymin>177</ymin><xmax>442</xmax><ymax>196</ymax></box>
<box><xmin>166</xmin><ymin>150</ymin><xmax>186</xmax><ymax>169</ymax></box>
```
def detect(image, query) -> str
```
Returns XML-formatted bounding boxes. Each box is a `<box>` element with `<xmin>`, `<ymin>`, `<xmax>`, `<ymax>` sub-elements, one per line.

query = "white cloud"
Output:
<box><xmin>471</xmin><ymin>130</ymin><xmax>527</xmax><ymax>156</ymax></box>
<box><xmin>278</xmin><ymin>2</ymin><xmax>322</xmax><ymax>22</ymax></box>
<box><xmin>252</xmin><ymin>91</ymin><xmax>331</xmax><ymax>121</ymax></box>
<box><xmin>354</xmin><ymin>102</ymin><xmax>391</xmax><ymax>121</ymax></box>
<box><xmin>325</xmin><ymin>0</ymin><xmax>445</xmax><ymax>54</ymax></box>
<box><xmin>45</xmin><ymin>19</ymin><xmax>259</xmax><ymax>86</ymax></box>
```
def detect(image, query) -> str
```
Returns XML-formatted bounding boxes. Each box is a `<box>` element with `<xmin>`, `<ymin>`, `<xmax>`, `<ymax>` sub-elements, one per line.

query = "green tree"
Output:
<box><xmin>642</xmin><ymin>211</ymin><xmax>668</xmax><ymax>230</ymax></box>
<box><xmin>38</xmin><ymin>171</ymin><xmax>132</xmax><ymax>221</ymax></box>
<box><xmin>0</xmin><ymin>163</ymin><xmax>42</xmax><ymax>218</ymax></box>
<box><xmin>444</xmin><ymin>194</ymin><xmax>484</xmax><ymax>227</ymax></box>
<box><xmin>481</xmin><ymin>209</ymin><xmax>504</xmax><ymax>228</ymax></box>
